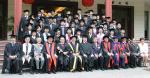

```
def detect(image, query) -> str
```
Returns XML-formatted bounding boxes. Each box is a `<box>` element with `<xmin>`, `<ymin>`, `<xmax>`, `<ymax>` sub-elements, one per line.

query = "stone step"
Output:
<box><xmin>0</xmin><ymin>63</ymin><xmax>2</xmax><ymax>68</ymax></box>
<box><xmin>0</xmin><ymin>48</ymin><xmax>4</xmax><ymax>53</ymax></box>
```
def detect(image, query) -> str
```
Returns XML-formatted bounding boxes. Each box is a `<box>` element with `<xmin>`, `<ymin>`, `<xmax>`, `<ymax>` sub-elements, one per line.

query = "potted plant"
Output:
<box><xmin>7</xmin><ymin>16</ymin><xmax>14</xmax><ymax>39</ymax></box>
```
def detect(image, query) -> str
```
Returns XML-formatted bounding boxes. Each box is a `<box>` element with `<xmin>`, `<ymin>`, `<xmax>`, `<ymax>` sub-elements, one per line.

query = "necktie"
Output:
<box><xmin>46</xmin><ymin>33</ymin><xmax>48</xmax><ymax>37</ymax></box>
<box><xmin>26</xmin><ymin>44</ymin><xmax>28</xmax><ymax>55</ymax></box>
<box><xmin>12</xmin><ymin>43</ymin><xmax>14</xmax><ymax>47</ymax></box>
<box><xmin>38</xmin><ymin>32</ymin><xmax>40</xmax><ymax>37</ymax></box>
<box><xmin>62</xmin><ymin>27</ymin><xmax>65</xmax><ymax>35</ymax></box>
<box><xmin>50</xmin><ymin>24</ymin><xmax>52</xmax><ymax>30</ymax></box>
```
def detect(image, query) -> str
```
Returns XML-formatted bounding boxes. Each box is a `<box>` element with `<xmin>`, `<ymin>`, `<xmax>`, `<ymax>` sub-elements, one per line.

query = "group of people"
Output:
<box><xmin>1</xmin><ymin>9</ymin><xmax>149</xmax><ymax>75</ymax></box>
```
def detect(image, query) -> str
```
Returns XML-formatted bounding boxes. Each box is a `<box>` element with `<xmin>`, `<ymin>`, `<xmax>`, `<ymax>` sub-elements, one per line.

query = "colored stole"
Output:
<box><xmin>103</xmin><ymin>41</ymin><xmax>113</xmax><ymax>67</ymax></box>
<box><xmin>121</xmin><ymin>42</ymin><xmax>128</xmax><ymax>64</ymax></box>
<box><xmin>68</xmin><ymin>43</ymin><xmax>79</xmax><ymax>53</ymax></box>
<box><xmin>114</xmin><ymin>42</ymin><xmax>120</xmax><ymax>63</ymax></box>
<box><xmin>46</xmin><ymin>42</ymin><xmax>57</xmax><ymax>70</ymax></box>
<box><xmin>103</xmin><ymin>41</ymin><xmax>111</xmax><ymax>52</ymax></box>
<box><xmin>69</xmin><ymin>43</ymin><xmax>80</xmax><ymax>71</ymax></box>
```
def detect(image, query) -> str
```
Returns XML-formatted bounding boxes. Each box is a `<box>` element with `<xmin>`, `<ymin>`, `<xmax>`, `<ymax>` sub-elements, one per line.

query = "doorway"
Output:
<box><xmin>32</xmin><ymin>0</ymin><xmax>78</xmax><ymax>15</ymax></box>
<box><xmin>0</xmin><ymin>0</ymin><xmax>8</xmax><ymax>40</ymax></box>
<box><xmin>98</xmin><ymin>4</ymin><xmax>134</xmax><ymax>39</ymax></box>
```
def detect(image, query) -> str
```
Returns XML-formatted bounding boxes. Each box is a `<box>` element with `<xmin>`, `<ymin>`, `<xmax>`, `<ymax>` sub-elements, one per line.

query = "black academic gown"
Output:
<box><xmin>65</xmin><ymin>42</ymin><xmax>83</xmax><ymax>71</ymax></box>
<box><xmin>56</xmin><ymin>43</ymin><xmax>69</xmax><ymax>71</ymax></box>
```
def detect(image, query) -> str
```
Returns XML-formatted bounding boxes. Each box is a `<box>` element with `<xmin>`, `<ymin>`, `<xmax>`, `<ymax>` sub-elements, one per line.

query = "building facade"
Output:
<box><xmin>0</xmin><ymin>0</ymin><xmax>150</xmax><ymax>40</ymax></box>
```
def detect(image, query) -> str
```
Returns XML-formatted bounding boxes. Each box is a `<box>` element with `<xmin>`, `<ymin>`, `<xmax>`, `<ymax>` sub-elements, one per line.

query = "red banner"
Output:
<box><xmin>82</xmin><ymin>0</ymin><xmax>94</xmax><ymax>7</ymax></box>
<box><xmin>23</xmin><ymin>0</ymin><xmax>35</xmax><ymax>4</ymax></box>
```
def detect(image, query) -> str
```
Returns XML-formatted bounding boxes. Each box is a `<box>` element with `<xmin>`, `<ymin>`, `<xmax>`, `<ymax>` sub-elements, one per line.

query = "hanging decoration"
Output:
<box><xmin>23</xmin><ymin>0</ymin><xmax>35</xmax><ymax>4</ymax></box>
<box><xmin>82</xmin><ymin>0</ymin><xmax>94</xmax><ymax>7</ymax></box>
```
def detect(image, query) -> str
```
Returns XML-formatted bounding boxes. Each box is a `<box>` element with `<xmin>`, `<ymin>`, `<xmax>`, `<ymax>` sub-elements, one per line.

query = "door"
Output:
<box><xmin>0</xmin><ymin>0</ymin><xmax>8</xmax><ymax>40</ymax></box>
<box><xmin>32</xmin><ymin>0</ymin><xmax>78</xmax><ymax>15</ymax></box>
<box><xmin>98</xmin><ymin>5</ymin><xmax>134</xmax><ymax>39</ymax></box>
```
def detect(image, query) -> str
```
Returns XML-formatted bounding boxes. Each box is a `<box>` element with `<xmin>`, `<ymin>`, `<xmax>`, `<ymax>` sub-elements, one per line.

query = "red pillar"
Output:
<box><xmin>105</xmin><ymin>0</ymin><xmax>112</xmax><ymax>19</ymax></box>
<box><xmin>14</xmin><ymin>0</ymin><xmax>22</xmax><ymax>35</ymax></box>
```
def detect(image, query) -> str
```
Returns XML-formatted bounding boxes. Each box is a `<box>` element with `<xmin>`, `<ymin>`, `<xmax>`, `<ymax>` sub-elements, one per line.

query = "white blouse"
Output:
<box><xmin>138</xmin><ymin>43</ymin><xmax>149</xmax><ymax>54</ymax></box>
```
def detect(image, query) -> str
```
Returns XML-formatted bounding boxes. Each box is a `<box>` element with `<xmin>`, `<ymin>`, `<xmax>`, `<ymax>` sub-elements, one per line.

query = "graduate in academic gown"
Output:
<box><xmin>42</xmin><ymin>36</ymin><xmax>57</xmax><ymax>74</ymax></box>
<box><xmin>59</xmin><ymin>19</ymin><xmax>68</xmax><ymax>36</ymax></box>
<box><xmin>46</xmin><ymin>17</ymin><xmax>58</xmax><ymax>36</ymax></box>
<box><xmin>87</xmin><ymin>27</ymin><xmax>96</xmax><ymax>43</ymax></box>
<box><xmin>120</xmin><ymin>37</ymin><xmax>130</xmax><ymax>68</ymax></box>
<box><xmin>18</xmin><ymin>10</ymin><xmax>30</xmax><ymax>40</ymax></box>
<box><xmin>92</xmin><ymin>37</ymin><xmax>104</xmax><ymax>70</ymax></box>
<box><xmin>65</xmin><ymin>36</ymin><xmax>84</xmax><ymax>72</ymax></box>
<box><xmin>111</xmin><ymin>36</ymin><xmax>120</xmax><ymax>68</ymax></box>
<box><xmin>42</xmin><ymin>26</ymin><xmax>51</xmax><ymax>42</ymax></box>
<box><xmin>24</xmin><ymin>23</ymin><xmax>33</xmax><ymax>37</ymax></box>
<box><xmin>101</xmin><ymin>36</ymin><xmax>114</xmax><ymax>69</ymax></box>
<box><xmin>56</xmin><ymin>36</ymin><xmax>69</xmax><ymax>71</ymax></box>
<box><xmin>76</xmin><ymin>29</ymin><xmax>83</xmax><ymax>43</ymax></box>
<box><xmin>30</xmin><ymin>30</ymin><xmax>37</xmax><ymax>44</ymax></box>
<box><xmin>54</xmin><ymin>28</ymin><xmax>61</xmax><ymax>44</ymax></box>
<box><xmin>2</xmin><ymin>35</ymin><xmax>22</xmax><ymax>74</ymax></box>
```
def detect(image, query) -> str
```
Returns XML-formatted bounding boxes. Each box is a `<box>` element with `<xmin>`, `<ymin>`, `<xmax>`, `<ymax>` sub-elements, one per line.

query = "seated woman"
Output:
<box><xmin>33</xmin><ymin>37</ymin><xmax>45</xmax><ymax>71</ymax></box>
<box><xmin>138</xmin><ymin>38</ymin><xmax>149</xmax><ymax>67</ymax></box>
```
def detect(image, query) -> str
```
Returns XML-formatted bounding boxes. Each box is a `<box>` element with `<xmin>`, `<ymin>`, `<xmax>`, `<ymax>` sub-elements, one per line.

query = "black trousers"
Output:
<box><xmin>130</xmin><ymin>54</ymin><xmax>138</xmax><ymax>67</ymax></box>
<box><xmin>82</xmin><ymin>56</ymin><xmax>94</xmax><ymax>71</ymax></box>
<box><xmin>5</xmin><ymin>58</ymin><xmax>20</xmax><ymax>73</ymax></box>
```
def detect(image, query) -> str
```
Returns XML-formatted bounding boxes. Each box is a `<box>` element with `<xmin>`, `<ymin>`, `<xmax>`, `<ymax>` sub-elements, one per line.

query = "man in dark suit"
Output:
<box><xmin>59</xmin><ymin>19</ymin><xmax>68</xmax><ymax>36</ymax></box>
<box><xmin>18</xmin><ymin>10</ymin><xmax>30</xmax><ymax>40</ymax></box>
<box><xmin>80</xmin><ymin>35</ymin><xmax>94</xmax><ymax>71</ymax></box>
<box><xmin>23</xmin><ymin>23</ymin><xmax>33</xmax><ymax>37</ymax></box>
<box><xmin>128</xmin><ymin>39</ymin><xmax>140</xmax><ymax>68</ymax></box>
<box><xmin>87</xmin><ymin>27</ymin><xmax>95</xmax><ymax>43</ymax></box>
<box><xmin>46</xmin><ymin>17</ymin><xmax>57</xmax><ymax>36</ymax></box>
<box><xmin>2</xmin><ymin>35</ymin><xmax>22</xmax><ymax>74</ymax></box>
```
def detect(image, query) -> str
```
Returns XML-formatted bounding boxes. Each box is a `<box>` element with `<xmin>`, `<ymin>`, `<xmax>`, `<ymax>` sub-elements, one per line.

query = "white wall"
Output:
<box><xmin>144</xmin><ymin>2</ymin><xmax>150</xmax><ymax>40</ymax></box>
<box><xmin>132</xmin><ymin>0</ymin><xmax>145</xmax><ymax>40</ymax></box>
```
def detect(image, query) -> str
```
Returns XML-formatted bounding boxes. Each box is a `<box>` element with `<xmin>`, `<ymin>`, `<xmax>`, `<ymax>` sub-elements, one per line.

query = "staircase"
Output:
<box><xmin>0</xmin><ymin>40</ymin><xmax>150</xmax><ymax>68</ymax></box>
<box><xmin>0</xmin><ymin>41</ymin><xmax>9</xmax><ymax>68</ymax></box>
